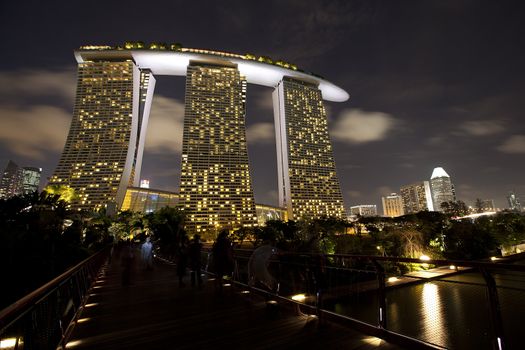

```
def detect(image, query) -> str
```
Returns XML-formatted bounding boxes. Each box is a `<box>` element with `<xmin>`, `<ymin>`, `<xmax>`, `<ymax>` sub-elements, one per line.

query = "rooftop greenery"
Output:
<box><xmin>78</xmin><ymin>42</ymin><xmax>327</xmax><ymax>77</ymax></box>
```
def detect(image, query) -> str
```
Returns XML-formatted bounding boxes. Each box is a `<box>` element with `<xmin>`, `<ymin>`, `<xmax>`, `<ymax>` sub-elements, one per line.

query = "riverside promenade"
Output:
<box><xmin>64</xmin><ymin>246</ymin><xmax>402</xmax><ymax>350</ymax></box>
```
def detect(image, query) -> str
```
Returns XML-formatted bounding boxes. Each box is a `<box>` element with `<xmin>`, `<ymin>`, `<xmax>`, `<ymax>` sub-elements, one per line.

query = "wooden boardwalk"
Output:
<box><xmin>65</xmin><ymin>246</ymin><xmax>403</xmax><ymax>350</ymax></box>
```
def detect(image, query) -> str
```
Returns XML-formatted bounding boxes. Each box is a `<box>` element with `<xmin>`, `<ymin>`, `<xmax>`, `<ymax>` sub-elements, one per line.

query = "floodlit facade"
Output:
<box><xmin>255</xmin><ymin>204</ymin><xmax>288</xmax><ymax>226</ymax></box>
<box><xmin>179</xmin><ymin>62</ymin><xmax>257</xmax><ymax>233</ymax></box>
<box><xmin>507</xmin><ymin>192</ymin><xmax>522</xmax><ymax>211</ymax></box>
<box><xmin>350</xmin><ymin>205</ymin><xmax>377</xmax><ymax>217</ymax></box>
<box><xmin>21</xmin><ymin>167</ymin><xmax>42</xmax><ymax>194</ymax></box>
<box><xmin>49</xmin><ymin>60</ymin><xmax>155</xmax><ymax>211</ymax></box>
<box><xmin>0</xmin><ymin>160</ymin><xmax>21</xmax><ymax>199</ymax></box>
<box><xmin>273</xmin><ymin>77</ymin><xmax>345</xmax><ymax>220</ymax></box>
<box><xmin>430</xmin><ymin>167</ymin><xmax>455</xmax><ymax>212</ymax></box>
<box><xmin>400</xmin><ymin>181</ymin><xmax>434</xmax><ymax>214</ymax></box>
<box><xmin>382</xmin><ymin>193</ymin><xmax>404</xmax><ymax>217</ymax></box>
<box><xmin>121</xmin><ymin>187</ymin><xmax>178</xmax><ymax>213</ymax></box>
<box><xmin>51</xmin><ymin>44</ymin><xmax>348</xmax><ymax>232</ymax></box>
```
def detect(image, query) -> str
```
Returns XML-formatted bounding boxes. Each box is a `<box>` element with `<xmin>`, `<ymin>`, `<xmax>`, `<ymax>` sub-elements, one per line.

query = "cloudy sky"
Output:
<box><xmin>0</xmin><ymin>0</ymin><xmax>524</xmax><ymax>210</ymax></box>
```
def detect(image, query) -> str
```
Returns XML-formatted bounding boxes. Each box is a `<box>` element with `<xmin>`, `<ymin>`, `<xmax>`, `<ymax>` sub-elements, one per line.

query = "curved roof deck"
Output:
<box><xmin>74</xmin><ymin>48</ymin><xmax>349</xmax><ymax>102</ymax></box>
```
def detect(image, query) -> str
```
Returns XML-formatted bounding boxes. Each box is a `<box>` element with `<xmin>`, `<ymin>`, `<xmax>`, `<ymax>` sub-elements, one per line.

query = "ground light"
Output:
<box><xmin>0</xmin><ymin>338</ymin><xmax>20</xmax><ymax>349</ymax></box>
<box><xmin>291</xmin><ymin>293</ymin><xmax>306</xmax><ymax>302</ymax></box>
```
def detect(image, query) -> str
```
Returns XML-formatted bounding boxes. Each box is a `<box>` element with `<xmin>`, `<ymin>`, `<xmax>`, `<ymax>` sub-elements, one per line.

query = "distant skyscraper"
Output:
<box><xmin>382</xmin><ymin>193</ymin><xmax>404</xmax><ymax>217</ymax></box>
<box><xmin>430</xmin><ymin>167</ymin><xmax>455</xmax><ymax>212</ymax></box>
<box><xmin>21</xmin><ymin>167</ymin><xmax>42</xmax><ymax>194</ymax></box>
<box><xmin>273</xmin><ymin>77</ymin><xmax>345</xmax><ymax>220</ymax></box>
<box><xmin>0</xmin><ymin>160</ymin><xmax>21</xmax><ymax>199</ymax></box>
<box><xmin>480</xmin><ymin>199</ymin><xmax>495</xmax><ymax>212</ymax></box>
<box><xmin>179</xmin><ymin>62</ymin><xmax>257</xmax><ymax>233</ymax></box>
<box><xmin>350</xmin><ymin>205</ymin><xmax>377</xmax><ymax>217</ymax></box>
<box><xmin>400</xmin><ymin>181</ymin><xmax>434</xmax><ymax>214</ymax></box>
<box><xmin>507</xmin><ymin>192</ymin><xmax>522</xmax><ymax>211</ymax></box>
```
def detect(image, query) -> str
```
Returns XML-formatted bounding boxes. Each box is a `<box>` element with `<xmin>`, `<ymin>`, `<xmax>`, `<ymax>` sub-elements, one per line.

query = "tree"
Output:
<box><xmin>441</xmin><ymin>200</ymin><xmax>469</xmax><ymax>217</ymax></box>
<box><xmin>148</xmin><ymin>206</ymin><xmax>186</xmax><ymax>258</ymax></box>
<box><xmin>474</xmin><ymin>198</ymin><xmax>484</xmax><ymax>213</ymax></box>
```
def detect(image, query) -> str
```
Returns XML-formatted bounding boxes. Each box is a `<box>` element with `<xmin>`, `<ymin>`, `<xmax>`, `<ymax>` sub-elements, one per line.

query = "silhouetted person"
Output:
<box><xmin>188</xmin><ymin>234</ymin><xmax>203</xmax><ymax>287</ymax></box>
<box><xmin>177</xmin><ymin>236</ymin><xmax>189</xmax><ymax>287</ymax></box>
<box><xmin>212</xmin><ymin>230</ymin><xmax>234</xmax><ymax>292</ymax></box>
<box><xmin>121</xmin><ymin>241</ymin><xmax>135</xmax><ymax>285</ymax></box>
<box><xmin>141</xmin><ymin>237</ymin><xmax>154</xmax><ymax>270</ymax></box>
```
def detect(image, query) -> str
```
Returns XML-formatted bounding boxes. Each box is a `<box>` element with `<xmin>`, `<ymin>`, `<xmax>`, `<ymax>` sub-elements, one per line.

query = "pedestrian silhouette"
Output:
<box><xmin>212</xmin><ymin>230</ymin><xmax>234</xmax><ymax>292</ymax></box>
<box><xmin>177</xmin><ymin>236</ymin><xmax>189</xmax><ymax>287</ymax></box>
<box><xmin>188</xmin><ymin>234</ymin><xmax>203</xmax><ymax>287</ymax></box>
<box><xmin>141</xmin><ymin>237</ymin><xmax>154</xmax><ymax>270</ymax></box>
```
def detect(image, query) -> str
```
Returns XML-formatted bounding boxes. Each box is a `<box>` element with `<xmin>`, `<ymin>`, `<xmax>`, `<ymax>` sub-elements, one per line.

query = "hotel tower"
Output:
<box><xmin>50</xmin><ymin>44</ymin><xmax>349</xmax><ymax>232</ymax></box>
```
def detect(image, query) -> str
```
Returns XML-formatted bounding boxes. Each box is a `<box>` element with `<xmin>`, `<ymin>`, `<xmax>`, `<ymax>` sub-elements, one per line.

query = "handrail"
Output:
<box><xmin>231</xmin><ymin>248</ymin><xmax>525</xmax><ymax>271</ymax></box>
<box><xmin>0</xmin><ymin>248</ymin><xmax>108</xmax><ymax>329</ymax></box>
<box><xmin>0</xmin><ymin>246</ymin><xmax>110</xmax><ymax>350</ymax></box>
<box><xmin>228</xmin><ymin>247</ymin><xmax>525</xmax><ymax>350</ymax></box>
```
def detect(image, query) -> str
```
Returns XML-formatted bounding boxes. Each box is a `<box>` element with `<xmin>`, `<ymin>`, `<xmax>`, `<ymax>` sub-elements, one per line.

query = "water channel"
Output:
<box><xmin>329</xmin><ymin>271</ymin><xmax>524</xmax><ymax>349</ymax></box>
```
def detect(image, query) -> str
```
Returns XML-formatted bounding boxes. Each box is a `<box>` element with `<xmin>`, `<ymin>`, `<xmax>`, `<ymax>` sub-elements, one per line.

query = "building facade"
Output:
<box><xmin>50</xmin><ymin>45</ymin><xmax>348</xmax><ymax>232</ymax></box>
<box><xmin>121</xmin><ymin>187</ymin><xmax>178</xmax><ymax>213</ymax></box>
<box><xmin>400</xmin><ymin>181</ymin><xmax>434</xmax><ymax>214</ymax></box>
<box><xmin>273</xmin><ymin>77</ymin><xmax>345</xmax><ymax>220</ymax></box>
<box><xmin>430</xmin><ymin>167</ymin><xmax>455</xmax><ymax>212</ymax></box>
<box><xmin>382</xmin><ymin>193</ymin><xmax>404</xmax><ymax>217</ymax></box>
<box><xmin>49</xmin><ymin>59</ymin><xmax>155</xmax><ymax>211</ymax></box>
<box><xmin>0</xmin><ymin>160</ymin><xmax>21</xmax><ymax>199</ymax></box>
<box><xmin>179</xmin><ymin>62</ymin><xmax>257</xmax><ymax>233</ymax></box>
<box><xmin>507</xmin><ymin>191</ymin><xmax>522</xmax><ymax>211</ymax></box>
<box><xmin>350</xmin><ymin>205</ymin><xmax>377</xmax><ymax>217</ymax></box>
<box><xmin>255</xmin><ymin>204</ymin><xmax>288</xmax><ymax>226</ymax></box>
<box><xmin>21</xmin><ymin>167</ymin><xmax>42</xmax><ymax>194</ymax></box>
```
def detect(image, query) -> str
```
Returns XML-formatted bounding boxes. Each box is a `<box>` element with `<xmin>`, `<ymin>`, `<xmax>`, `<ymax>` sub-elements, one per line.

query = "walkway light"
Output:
<box><xmin>419</xmin><ymin>255</ymin><xmax>430</xmax><ymax>261</ymax></box>
<box><xmin>291</xmin><ymin>293</ymin><xmax>306</xmax><ymax>302</ymax></box>
<box><xmin>0</xmin><ymin>338</ymin><xmax>18</xmax><ymax>349</ymax></box>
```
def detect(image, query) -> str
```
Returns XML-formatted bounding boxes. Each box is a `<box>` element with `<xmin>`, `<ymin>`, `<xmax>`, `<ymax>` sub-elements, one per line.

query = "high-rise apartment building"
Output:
<box><xmin>382</xmin><ymin>193</ymin><xmax>404</xmax><ymax>217</ymax></box>
<box><xmin>508</xmin><ymin>192</ymin><xmax>522</xmax><ymax>211</ymax></box>
<box><xmin>400</xmin><ymin>181</ymin><xmax>434</xmax><ymax>214</ymax></box>
<box><xmin>49</xmin><ymin>59</ymin><xmax>155</xmax><ymax>211</ymax></box>
<box><xmin>179</xmin><ymin>62</ymin><xmax>257</xmax><ymax>233</ymax></box>
<box><xmin>0</xmin><ymin>160</ymin><xmax>21</xmax><ymax>199</ymax></box>
<box><xmin>273</xmin><ymin>77</ymin><xmax>345</xmax><ymax>220</ymax></box>
<box><xmin>350</xmin><ymin>205</ymin><xmax>377</xmax><ymax>217</ymax></box>
<box><xmin>480</xmin><ymin>199</ymin><xmax>495</xmax><ymax>212</ymax></box>
<box><xmin>430</xmin><ymin>167</ymin><xmax>455</xmax><ymax>212</ymax></box>
<box><xmin>51</xmin><ymin>45</ymin><xmax>349</xmax><ymax>232</ymax></box>
<box><xmin>21</xmin><ymin>167</ymin><xmax>42</xmax><ymax>194</ymax></box>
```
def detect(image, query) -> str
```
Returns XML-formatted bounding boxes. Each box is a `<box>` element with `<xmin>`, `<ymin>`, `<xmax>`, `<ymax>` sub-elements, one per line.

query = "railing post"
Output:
<box><xmin>480</xmin><ymin>267</ymin><xmax>505</xmax><ymax>350</ymax></box>
<box><xmin>372</xmin><ymin>259</ymin><xmax>387</xmax><ymax>329</ymax></box>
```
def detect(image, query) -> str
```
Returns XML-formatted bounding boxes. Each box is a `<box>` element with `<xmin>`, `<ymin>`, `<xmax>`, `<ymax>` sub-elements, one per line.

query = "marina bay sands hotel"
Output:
<box><xmin>49</xmin><ymin>43</ymin><xmax>349</xmax><ymax>233</ymax></box>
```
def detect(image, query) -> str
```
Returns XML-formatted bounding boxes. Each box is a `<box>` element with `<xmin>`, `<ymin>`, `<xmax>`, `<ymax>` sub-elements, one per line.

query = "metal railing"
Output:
<box><xmin>226</xmin><ymin>249</ymin><xmax>525</xmax><ymax>350</ymax></box>
<box><xmin>0</xmin><ymin>248</ymin><xmax>110</xmax><ymax>350</ymax></box>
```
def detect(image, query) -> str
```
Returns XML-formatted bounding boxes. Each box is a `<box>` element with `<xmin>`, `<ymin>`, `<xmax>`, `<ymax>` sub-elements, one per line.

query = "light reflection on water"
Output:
<box><xmin>331</xmin><ymin>273</ymin><xmax>497</xmax><ymax>350</ymax></box>
<box><xmin>421</xmin><ymin>283</ymin><xmax>446</xmax><ymax>346</ymax></box>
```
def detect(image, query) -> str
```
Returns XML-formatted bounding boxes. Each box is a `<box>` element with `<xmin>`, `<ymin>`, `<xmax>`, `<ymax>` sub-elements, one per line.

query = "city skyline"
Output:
<box><xmin>0</xmin><ymin>1</ymin><xmax>524</xmax><ymax>210</ymax></box>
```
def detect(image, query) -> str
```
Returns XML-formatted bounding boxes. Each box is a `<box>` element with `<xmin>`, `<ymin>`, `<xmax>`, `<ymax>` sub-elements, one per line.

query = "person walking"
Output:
<box><xmin>188</xmin><ymin>234</ymin><xmax>203</xmax><ymax>287</ymax></box>
<box><xmin>212</xmin><ymin>230</ymin><xmax>234</xmax><ymax>292</ymax></box>
<box><xmin>141</xmin><ymin>237</ymin><xmax>154</xmax><ymax>270</ymax></box>
<box><xmin>176</xmin><ymin>236</ymin><xmax>189</xmax><ymax>287</ymax></box>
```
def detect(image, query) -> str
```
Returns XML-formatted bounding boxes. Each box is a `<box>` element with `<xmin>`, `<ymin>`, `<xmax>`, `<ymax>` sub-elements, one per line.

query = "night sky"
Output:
<box><xmin>0</xmin><ymin>0</ymin><xmax>524</xmax><ymax>210</ymax></box>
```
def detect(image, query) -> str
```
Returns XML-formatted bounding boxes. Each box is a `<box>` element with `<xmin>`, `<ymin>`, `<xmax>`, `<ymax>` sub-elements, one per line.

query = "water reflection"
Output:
<box><xmin>421</xmin><ymin>283</ymin><xmax>445</xmax><ymax>345</ymax></box>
